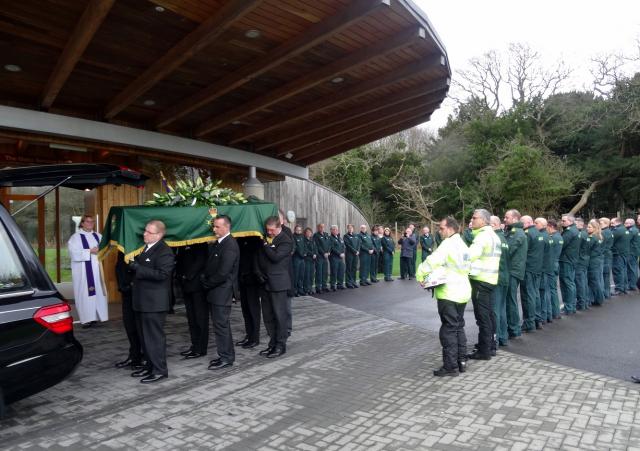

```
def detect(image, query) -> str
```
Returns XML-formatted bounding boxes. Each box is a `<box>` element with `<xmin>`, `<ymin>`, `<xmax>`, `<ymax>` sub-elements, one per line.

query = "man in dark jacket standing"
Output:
<box><xmin>420</xmin><ymin>226</ymin><xmax>434</xmax><ymax>262</ymax></box>
<box><xmin>129</xmin><ymin>220</ymin><xmax>175</xmax><ymax>384</ymax></box>
<box><xmin>504</xmin><ymin>209</ymin><xmax>527</xmax><ymax>338</ymax></box>
<box><xmin>344</xmin><ymin>224</ymin><xmax>360</xmax><ymax>288</ymax></box>
<box><xmin>358</xmin><ymin>224</ymin><xmax>374</xmax><ymax>286</ymax></box>
<box><xmin>258</xmin><ymin>216</ymin><xmax>294</xmax><ymax>358</ymax></box>
<box><xmin>175</xmin><ymin>243</ymin><xmax>209</xmax><ymax>359</ymax></box>
<box><xmin>201</xmin><ymin>215</ymin><xmax>239</xmax><ymax>370</ymax></box>
<box><xmin>313</xmin><ymin>223</ymin><xmax>331</xmax><ymax>294</ymax></box>
<box><xmin>559</xmin><ymin>214</ymin><xmax>580</xmax><ymax>313</ymax></box>
<box><xmin>611</xmin><ymin>217</ymin><xmax>630</xmax><ymax>296</ymax></box>
<box><xmin>398</xmin><ymin>227</ymin><xmax>416</xmax><ymax>280</ymax></box>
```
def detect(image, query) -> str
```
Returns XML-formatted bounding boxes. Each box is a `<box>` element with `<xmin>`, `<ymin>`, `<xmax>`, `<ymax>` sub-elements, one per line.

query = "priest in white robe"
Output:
<box><xmin>68</xmin><ymin>214</ymin><xmax>108</xmax><ymax>327</ymax></box>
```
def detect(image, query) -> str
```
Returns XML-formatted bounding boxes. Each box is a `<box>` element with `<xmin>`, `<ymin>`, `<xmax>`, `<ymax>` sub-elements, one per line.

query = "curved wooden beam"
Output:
<box><xmin>104</xmin><ymin>0</ymin><xmax>262</xmax><ymax>119</ymax></box>
<box><xmin>155</xmin><ymin>0</ymin><xmax>391</xmax><ymax>128</ymax></box>
<box><xmin>41</xmin><ymin>0</ymin><xmax>115</xmax><ymax>109</ymax></box>
<box><xmin>194</xmin><ymin>26</ymin><xmax>426</xmax><ymax>138</ymax></box>
<box><xmin>229</xmin><ymin>55</ymin><xmax>446</xmax><ymax>145</ymax></box>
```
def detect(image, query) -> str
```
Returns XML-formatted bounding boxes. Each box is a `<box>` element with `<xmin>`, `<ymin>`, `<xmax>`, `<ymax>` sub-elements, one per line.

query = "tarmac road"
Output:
<box><xmin>315</xmin><ymin>279</ymin><xmax>640</xmax><ymax>382</ymax></box>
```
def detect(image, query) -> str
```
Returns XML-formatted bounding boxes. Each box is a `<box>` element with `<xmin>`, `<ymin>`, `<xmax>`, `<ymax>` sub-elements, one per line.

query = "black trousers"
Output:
<box><xmin>470</xmin><ymin>280</ymin><xmax>496</xmax><ymax>356</ymax></box>
<box><xmin>262</xmin><ymin>289</ymin><xmax>289</xmax><ymax>350</ymax></box>
<box><xmin>400</xmin><ymin>256</ymin><xmax>412</xmax><ymax>278</ymax></box>
<box><xmin>183</xmin><ymin>288</ymin><xmax>209</xmax><ymax>354</ymax></box>
<box><xmin>136</xmin><ymin>311</ymin><xmax>168</xmax><ymax>376</ymax></box>
<box><xmin>209</xmin><ymin>303</ymin><xmax>235</xmax><ymax>363</ymax></box>
<box><xmin>240</xmin><ymin>283</ymin><xmax>261</xmax><ymax>343</ymax></box>
<box><xmin>121</xmin><ymin>290</ymin><xmax>142</xmax><ymax>363</ymax></box>
<box><xmin>437</xmin><ymin>299</ymin><xmax>467</xmax><ymax>371</ymax></box>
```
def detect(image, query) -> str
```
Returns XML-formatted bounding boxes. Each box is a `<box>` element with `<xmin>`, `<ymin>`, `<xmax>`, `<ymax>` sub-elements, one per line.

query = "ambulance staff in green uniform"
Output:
<box><xmin>559</xmin><ymin>214</ymin><xmax>579</xmax><ymax>314</ymax></box>
<box><xmin>546</xmin><ymin>219</ymin><xmax>563</xmax><ymax>319</ymax></box>
<box><xmin>599</xmin><ymin>217</ymin><xmax>614</xmax><ymax>299</ymax></box>
<box><xmin>575</xmin><ymin>218</ymin><xmax>590</xmax><ymax>310</ymax></box>
<box><xmin>303</xmin><ymin>228</ymin><xmax>317</xmax><ymax>295</ymax></box>
<box><xmin>534</xmin><ymin>218</ymin><xmax>551</xmax><ymax>325</ymax></box>
<box><xmin>490</xmin><ymin>216</ymin><xmax>510</xmax><ymax>347</ymax></box>
<box><xmin>381</xmin><ymin>227</ymin><xmax>395</xmax><ymax>281</ymax></box>
<box><xmin>328</xmin><ymin>225</ymin><xmax>345</xmax><ymax>291</ymax></box>
<box><xmin>292</xmin><ymin>226</ymin><xmax>305</xmax><ymax>297</ymax></box>
<box><xmin>625</xmin><ymin>218</ymin><xmax>640</xmax><ymax>292</ymax></box>
<box><xmin>504</xmin><ymin>209</ymin><xmax>527</xmax><ymax>338</ymax></box>
<box><xmin>344</xmin><ymin>224</ymin><xmax>360</xmax><ymax>289</ymax></box>
<box><xmin>420</xmin><ymin>226</ymin><xmax>434</xmax><ymax>262</ymax></box>
<box><xmin>520</xmin><ymin>215</ymin><xmax>543</xmax><ymax>331</ymax></box>
<box><xmin>358</xmin><ymin>225</ymin><xmax>373</xmax><ymax>286</ymax></box>
<box><xmin>313</xmin><ymin>224</ymin><xmax>331</xmax><ymax>294</ymax></box>
<box><xmin>610</xmin><ymin>217</ymin><xmax>629</xmax><ymax>295</ymax></box>
<box><xmin>587</xmin><ymin>219</ymin><xmax>605</xmax><ymax>306</ymax></box>
<box><xmin>370</xmin><ymin>226</ymin><xmax>381</xmax><ymax>283</ymax></box>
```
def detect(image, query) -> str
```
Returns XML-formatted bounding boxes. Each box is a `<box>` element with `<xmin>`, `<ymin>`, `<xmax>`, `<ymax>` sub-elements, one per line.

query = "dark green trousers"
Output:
<box><xmin>383</xmin><ymin>252</ymin><xmax>393</xmax><ymax>280</ymax></box>
<box><xmin>559</xmin><ymin>261</ymin><xmax>576</xmax><ymax>313</ymax></box>
<box><xmin>506</xmin><ymin>275</ymin><xmax>522</xmax><ymax>337</ymax></box>
<box><xmin>345</xmin><ymin>252</ymin><xmax>358</xmax><ymax>287</ymax></box>
<box><xmin>369</xmin><ymin>252</ymin><xmax>379</xmax><ymax>282</ymax></box>
<box><xmin>304</xmin><ymin>258</ymin><xmax>315</xmax><ymax>294</ymax></box>
<box><xmin>519</xmin><ymin>271</ymin><xmax>540</xmax><ymax>330</ymax></box>
<box><xmin>329</xmin><ymin>256</ymin><xmax>345</xmax><ymax>288</ymax></box>
<box><xmin>359</xmin><ymin>252</ymin><xmax>371</xmax><ymax>283</ymax></box>
<box><xmin>315</xmin><ymin>256</ymin><xmax>328</xmax><ymax>291</ymax></box>
<box><xmin>292</xmin><ymin>256</ymin><xmax>304</xmax><ymax>295</ymax></box>
<box><xmin>493</xmin><ymin>284</ymin><xmax>508</xmax><ymax>345</ymax></box>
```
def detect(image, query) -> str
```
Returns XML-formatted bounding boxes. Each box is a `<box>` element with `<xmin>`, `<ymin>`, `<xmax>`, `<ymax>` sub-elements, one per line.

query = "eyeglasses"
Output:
<box><xmin>144</xmin><ymin>229</ymin><xmax>159</xmax><ymax>234</ymax></box>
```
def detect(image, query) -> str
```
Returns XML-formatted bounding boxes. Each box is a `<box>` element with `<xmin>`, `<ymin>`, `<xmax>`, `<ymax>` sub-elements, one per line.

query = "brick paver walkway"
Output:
<box><xmin>2</xmin><ymin>297</ymin><xmax>640</xmax><ymax>450</ymax></box>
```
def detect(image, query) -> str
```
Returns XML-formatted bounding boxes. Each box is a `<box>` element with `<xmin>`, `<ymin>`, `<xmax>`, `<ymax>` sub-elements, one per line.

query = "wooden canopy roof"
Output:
<box><xmin>0</xmin><ymin>0</ymin><xmax>450</xmax><ymax>167</ymax></box>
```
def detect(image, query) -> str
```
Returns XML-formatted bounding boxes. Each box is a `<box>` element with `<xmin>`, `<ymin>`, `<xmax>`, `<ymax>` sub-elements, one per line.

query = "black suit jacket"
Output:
<box><xmin>132</xmin><ymin>240</ymin><xmax>175</xmax><ymax>312</ymax></box>
<box><xmin>258</xmin><ymin>231</ymin><xmax>293</xmax><ymax>292</ymax></box>
<box><xmin>202</xmin><ymin>235</ymin><xmax>240</xmax><ymax>306</ymax></box>
<box><xmin>175</xmin><ymin>243</ymin><xmax>208</xmax><ymax>293</ymax></box>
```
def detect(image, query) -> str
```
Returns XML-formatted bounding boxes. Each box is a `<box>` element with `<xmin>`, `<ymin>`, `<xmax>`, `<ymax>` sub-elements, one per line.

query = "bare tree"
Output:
<box><xmin>389</xmin><ymin>159</ymin><xmax>444</xmax><ymax>223</ymax></box>
<box><xmin>452</xmin><ymin>50</ymin><xmax>503</xmax><ymax>112</ymax></box>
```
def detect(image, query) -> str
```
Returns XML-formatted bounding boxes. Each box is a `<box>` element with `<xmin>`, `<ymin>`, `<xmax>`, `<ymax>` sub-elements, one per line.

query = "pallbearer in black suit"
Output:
<box><xmin>257</xmin><ymin>216</ymin><xmax>294</xmax><ymax>358</ymax></box>
<box><xmin>329</xmin><ymin>225</ymin><xmax>346</xmax><ymax>290</ymax></box>
<box><xmin>201</xmin><ymin>215</ymin><xmax>240</xmax><ymax>370</ymax></box>
<box><xmin>175</xmin><ymin>243</ymin><xmax>209</xmax><ymax>359</ymax></box>
<box><xmin>114</xmin><ymin>252</ymin><xmax>143</xmax><ymax>370</ymax></box>
<box><xmin>237</xmin><ymin>237</ymin><xmax>263</xmax><ymax>349</ymax></box>
<box><xmin>129</xmin><ymin>220</ymin><xmax>175</xmax><ymax>384</ymax></box>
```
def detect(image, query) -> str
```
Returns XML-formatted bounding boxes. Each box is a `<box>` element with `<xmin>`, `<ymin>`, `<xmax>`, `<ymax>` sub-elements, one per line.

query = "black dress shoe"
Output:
<box><xmin>209</xmin><ymin>357</ymin><xmax>221</xmax><ymax>365</ymax></box>
<box><xmin>259</xmin><ymin>346</ymin><xmax>275</xmax><ymax>356</ymax></box>
<box><xmin>535</xmin><ymin>321</ymin><xmax>544</xmax><ymax>330</ymax></box>
<box><xmin>235</xmin><ymin>337</ymin><xmax>249</xmax><ymax>346</ymax></box>
<box><xmin>337</xmin><ymin>286</ymin><xmax>345</xmax><ymax>290</ymax></box>
<box><xmin>467</xmin><ymin>351</ymin><xmax>491</xmax><ymax>361</ymax></box>
<box><xmin>330</xmin><ymin>287</ymin><xmax>337</xmax><ymax>292</ymax></box>
<box><xmin>266</xmin><ymin>347</ymin><xmax>286</xmax><ymax>358</ymax></box>
<box><xmin>433</xmin><ymin>367</ymin><xmax>458</xmax><ymax>377</ymax></box>
<box><xmin>180</xmin><ymin>348</ymin><xmax>194</xmax><ymax>356</ymax></box>
<box><xmin>631</xmin><ymin>375</ymin><xmax>640</xmax><ymax>383</ymax></box>
<box><xmin>183</xmin><ymin>351</ymin><xmax>204</xmax><ymax>359</ymax></box>
<box><xmin>242</xmin><ymin>341</ymin><xmax>260</xmax><ymax>349</ymax></box>
<box><xmin>132</xmin><ymin>362</ymin><xmax>147</xmax><ymax>371</ymax></box>
<box><xmin>115</xmin><ymin>358</ymin><xmax>134</xmax><ymax>369</ymax></box>
<box><xmin>131</xmin><ymin>369</ymin><xmax>151</xmax><ymax>378</ymax></box>
<box><xmin>208</xmin><ymin>360</ymin><xmax>233</xmax><ymax>370</ymax></box>
<box><xmin>371</xmin><ymin>279</ymin><xmax>379</xmax><ymax>283</ymax></box>
<box><xmin>140</xmin><ymin>374</ymin><xmax>167</xmax><ymax>384</ymax></box>
<box><xmin>458</xmin><ymin>361</ymin><xmax>467</xmax><ymax>373</ymax></box>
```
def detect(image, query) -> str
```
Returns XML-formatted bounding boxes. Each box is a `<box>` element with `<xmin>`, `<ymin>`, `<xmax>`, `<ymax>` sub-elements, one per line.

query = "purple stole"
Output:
<box><xmin>79</xmin><ymin>232</ymin><xmax>100</xmax><ymax>296</ymax></box>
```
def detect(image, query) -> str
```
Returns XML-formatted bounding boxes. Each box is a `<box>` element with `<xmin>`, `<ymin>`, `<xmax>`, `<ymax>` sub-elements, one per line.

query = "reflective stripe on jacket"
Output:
<box><xmin>416</xmin><ymin>233</ymin><xmax>471</xmax><ymax>303</ymax></box>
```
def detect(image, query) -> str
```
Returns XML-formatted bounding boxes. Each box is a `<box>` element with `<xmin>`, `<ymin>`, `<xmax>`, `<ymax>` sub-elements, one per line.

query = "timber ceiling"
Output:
<box><xmin>0</xmin><ymin>0</ymin><xmax>450</xmax><ymax>166</ymax></box>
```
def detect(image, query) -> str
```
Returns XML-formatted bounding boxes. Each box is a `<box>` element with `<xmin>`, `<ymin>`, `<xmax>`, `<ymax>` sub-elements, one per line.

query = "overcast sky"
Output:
<box><xmin>414</xmin><ymin>0</ymin><xmax>640</xmax><ymax>131</ymax></box>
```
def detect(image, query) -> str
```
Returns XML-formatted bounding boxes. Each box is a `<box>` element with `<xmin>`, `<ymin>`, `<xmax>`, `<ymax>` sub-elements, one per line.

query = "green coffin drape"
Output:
<box><xmin>98</xmin><ymin>202</ymin><xmax>278</xmax><ymax>262</ymax></box>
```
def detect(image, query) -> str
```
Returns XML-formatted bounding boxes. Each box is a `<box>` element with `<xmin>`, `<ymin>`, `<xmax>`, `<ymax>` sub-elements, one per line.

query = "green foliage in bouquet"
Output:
<box><xmin>145</xmin><ymin>177</ymin><xmax>248</xmax><ymax>207</ymax></box>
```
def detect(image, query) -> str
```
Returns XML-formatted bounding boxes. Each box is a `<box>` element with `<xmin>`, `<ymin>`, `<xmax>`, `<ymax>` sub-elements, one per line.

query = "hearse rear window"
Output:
<box><xmin>0</xmin><ymin>222</ymin><xmax>29</xmax><ymax>294</ymax></box>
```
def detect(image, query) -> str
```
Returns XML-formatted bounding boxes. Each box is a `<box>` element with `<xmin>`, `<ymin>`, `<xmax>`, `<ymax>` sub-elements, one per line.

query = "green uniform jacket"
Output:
<box><xmin>505</xmin><ymin>222</ymin><xmax>528</xmax><ymax>280</ymax></box>
<box><xmin>359</xmin><ymin>232</ymin><xmax>373</xmax><ymax>252</ymax></box>
<box><xmin>313</xmin><ymin>231</ymin><xmax>331</xmax><ymax>255</ymax></box>
<box><xmin>371</xmin><ymin>234</ymin><xmax>382</xmax><ymax>254</ymax></box>
<box><xmin>611</xmin><ymin>224</ymin><xmax>631</xmax><ymax>256</ymax></box>
<box><xmin>550</xmin><ymin>231</ymin><xmax>563</xmax><ymax>272</ymax></box>
<box><xmin>628</xmin><ymin>225</ymin><xmax>640</xmax><ymax>256</ymax></box>
<box><xmin>462</xmin><ymin>228</ymin><xmax>474</xmax><ymax>246</ymax></box>
<box><xmin>293</xmin><ymin>233</ymin><xmax>305</xmax><ymax>258</ymax></box>
<box><xmin>559</xmin><ymin>223</ymin><xmax>579</xmax><ymax>264</ymax></box>
<box><xmin>495</xmin><ymin>229</ymin><xmax>510</xmax><ymax>286</ymax></box>
<box><xmin>382</xmin><ymin>236</ymin><xmax>395</xmax><ymax>254</ymax></box>
<box><xmin>420</xmin><ymin>234</ymin><xmax>434</xmax><ymax>255</ymax></box>
<box><xmin>303</xmin><ymin>236</ymin><xmax>317</xmax><ymax>258</ymax></box>
<box><xmin>588</xmin><ymin>233</ymin><xmax>603</xmax><ymax>269</ymax></box>
<box><xmin>434</xmin><ymin>232</ymin><xmax>442</xmax><ymax>247</ymax></box>
<box><xmin>539</xmin><ymin>230</ymin><xmax>553</xmax><ymax>275</ymax></box>
<box><xmin>524</xmin><ymin>225</ymin><xmax>544</xmax><ymax>274</ymax></box>
<box><xmin>602</xmin><ymin>228</ymin><xmax>614</xmax><ymax>259</ymax></box>
<box><xmin>576</xmin><ymin>229</ymin><xmax>591</xmax><ymax>269</ymax></box>
<box><xmin>344</xmin><ymin>233</ymin><xmax>360</xmax><ymax>255</ymax></box>
<box><xmin>329</xmin><ymin>234</ymin><xmax>345</xmax><ymax>257</ymax></box>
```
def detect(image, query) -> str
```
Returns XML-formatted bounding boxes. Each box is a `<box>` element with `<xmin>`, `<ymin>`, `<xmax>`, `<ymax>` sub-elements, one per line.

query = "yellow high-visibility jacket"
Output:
<box><xmin>468</xmin><ymin>225</ymin><xmax>502</xmax><ymax>285</ymax></box>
